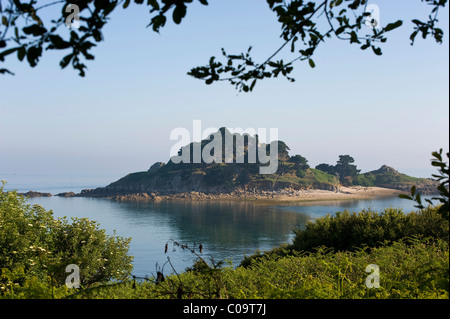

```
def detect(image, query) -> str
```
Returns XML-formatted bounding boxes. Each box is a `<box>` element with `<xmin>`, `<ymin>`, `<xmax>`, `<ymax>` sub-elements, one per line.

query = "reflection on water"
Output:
<box><xmin>274</xmin><ymin>195</ymin><xmax>430</xmax><ymax>219</ymax></box>
<box><xmin>26</xmin><ymin>195</ymin><xmax>431</xmax><ymax>277</ymax></box>
<box><xmin>27</xmin><ymin>197</ymin><xmax>309</xmax><ymax>276</ymax></box>
<box><xmin>6</xmin><ymin>173</ymin><xmax>436</xmax><ymax>276</ymax></box>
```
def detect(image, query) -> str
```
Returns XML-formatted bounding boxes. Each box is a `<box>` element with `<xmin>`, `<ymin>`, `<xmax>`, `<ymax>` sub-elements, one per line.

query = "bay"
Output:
<box><xmin>1</xmin><ymin>173</ymin><xmax>432</xmax><ymax>277</ymax></box>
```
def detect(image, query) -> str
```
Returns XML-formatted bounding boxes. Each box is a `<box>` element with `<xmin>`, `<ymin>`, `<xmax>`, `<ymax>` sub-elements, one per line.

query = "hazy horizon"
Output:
<box><xmin>1</xmin><ymin>0</ymin><xmax>449</xmax><ymax>181</ymax></box>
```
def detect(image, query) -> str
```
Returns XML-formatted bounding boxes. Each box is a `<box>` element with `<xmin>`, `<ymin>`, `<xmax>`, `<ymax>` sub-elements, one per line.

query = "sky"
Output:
<box><xmin>0</xmin><ymin>0</ymin><xmax>449</xmax><ymax>183</ymax></box>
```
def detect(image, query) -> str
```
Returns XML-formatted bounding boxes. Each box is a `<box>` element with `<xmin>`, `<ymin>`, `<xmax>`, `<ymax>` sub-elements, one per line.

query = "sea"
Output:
<box><xmin>0</xmin><ymin>173</ymin><xmax>434</xmax><ymax>277</ymax></box>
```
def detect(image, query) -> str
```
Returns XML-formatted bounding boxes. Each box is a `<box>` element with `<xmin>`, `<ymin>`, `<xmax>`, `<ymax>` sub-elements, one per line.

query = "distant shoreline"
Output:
<box><xmin>99</xmin><ymin>186</ymin><xmax>405</xmax><ymax>203</ymax></box>
<box><xmin>13</xmin><ymin>186</ymin><xmax>416</xmax><ymax>203</ymax></box>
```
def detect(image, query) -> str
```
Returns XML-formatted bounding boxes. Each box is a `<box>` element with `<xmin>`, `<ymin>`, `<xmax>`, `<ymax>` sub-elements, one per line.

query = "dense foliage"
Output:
<box><xmin>0</xmin><ymin>181</ymin><xmax>133</xmax><ymax>296</ymax></box>
<box><xmin>290</xmin><ymin>207</ymin><xmax>449</xmax><ymax>252</ymax></box>
<box><xmin>401</xmin><ymin>149</ymin><xmax>449</xmax><ymax>220</ymax></box>
<box><xmin>4</xmin><ymin>237</ymin><xmax>445</xmax><ymax>299</ymax></box>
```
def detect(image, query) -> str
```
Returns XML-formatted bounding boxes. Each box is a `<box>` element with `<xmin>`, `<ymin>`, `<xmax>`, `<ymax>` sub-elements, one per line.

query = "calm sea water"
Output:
<box><xmin>1</xmin><ymin>173</ymin><xmax>432</xmax><ymax>277</ymax></box>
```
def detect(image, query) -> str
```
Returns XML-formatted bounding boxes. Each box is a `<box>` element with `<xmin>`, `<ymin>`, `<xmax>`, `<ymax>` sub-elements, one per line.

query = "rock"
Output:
<box><xmin>18</xmin><ymin>191</ymin><xmax>52</xmax><ymax>198</ymax></box>
<box><xmin>148</xmin><ymin>162</ymin><xmax>165</xmax><ymax>173</ymax></box>
<box><xmin>56</xmin><ymin>192</ymin><xmax>77</xmax><ymax>197</ymax></box>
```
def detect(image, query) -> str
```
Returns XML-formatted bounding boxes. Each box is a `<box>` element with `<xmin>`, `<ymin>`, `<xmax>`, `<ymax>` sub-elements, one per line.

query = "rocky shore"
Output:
<box><xmin>92</xmin><ymin>186</ymin><xmax>405</xmax><ymax>203</ymax></box>
<box><xmin>17</xmin><ymin>191</ymin><xmax>52</xmax><ymax>198</ymax></box>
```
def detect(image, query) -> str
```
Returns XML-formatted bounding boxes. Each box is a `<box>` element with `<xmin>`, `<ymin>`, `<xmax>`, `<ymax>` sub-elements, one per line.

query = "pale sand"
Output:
<box><xmin>113</xmin><ymin>186</ymin><xmax>405</xmax><ymax>203</ymax></box>
<box><xmin>254</xmin><ymin>186</ymin><xmax>404</xmax><ymax>203</ymax></box>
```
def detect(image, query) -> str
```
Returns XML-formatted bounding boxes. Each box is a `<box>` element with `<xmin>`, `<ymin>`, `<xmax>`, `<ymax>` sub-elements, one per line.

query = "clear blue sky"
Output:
<box><xmin>0</xmin><ymin>0</ymin><xmax>449</xmax><ymax>180</ymax></box>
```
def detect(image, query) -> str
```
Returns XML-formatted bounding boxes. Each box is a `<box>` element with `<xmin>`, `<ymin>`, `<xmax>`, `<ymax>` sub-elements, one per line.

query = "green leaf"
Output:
<box><xmin>399</xmin><ymin>194</ymin><xmax>413</xmax><ymax>200</ymax></box>
<box><xmin>123</xmin><ymin>0</ymin><xmax>131</xmax><ymax>9</ymax></box>
<box><xmin>308</xmin><ymin>58</ymin><xmax>315</xmax><ymax>68</ymax></box>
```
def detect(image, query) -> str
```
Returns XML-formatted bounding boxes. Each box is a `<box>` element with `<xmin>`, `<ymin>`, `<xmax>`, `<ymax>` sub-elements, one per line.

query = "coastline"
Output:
<box><xmin>106</xmin><ymin>186</ymin><xmax>405</xmax><ymax>203</ymax></box>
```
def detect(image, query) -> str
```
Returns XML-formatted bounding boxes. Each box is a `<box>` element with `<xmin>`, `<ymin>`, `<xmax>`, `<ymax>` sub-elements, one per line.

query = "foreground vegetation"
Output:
<box><xmin>1</xmin><ymin>185</ymin><xmax>448</xmax><ymax>299</ymax></box>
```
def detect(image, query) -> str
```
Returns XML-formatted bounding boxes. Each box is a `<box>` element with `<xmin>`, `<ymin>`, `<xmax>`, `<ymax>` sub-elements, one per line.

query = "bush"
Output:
<box><xmin>227</xmin><ymin>237</ymin><xmax>449</xmax><ymax>299</ymax></box>
<box><xmin>291</xmin><ymin>207</ymin><xmax>448</xmax><ymax>252</ymax></box>
<box><xmin>0</xmin><ymin>181</ymin><xmax>133</xmax><ymax>295</ymax></box>
<box><xmin>63</xmin><ymin>237</ymin><xmax>449</xmax><ymax>299</ymax></box>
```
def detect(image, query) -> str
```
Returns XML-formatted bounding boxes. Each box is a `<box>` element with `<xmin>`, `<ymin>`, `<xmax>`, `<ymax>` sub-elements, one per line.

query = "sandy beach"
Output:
<box><xmin>111</xmin><ymin>186</ymin><xmax>405</xmax><ymax>203</ymax></box>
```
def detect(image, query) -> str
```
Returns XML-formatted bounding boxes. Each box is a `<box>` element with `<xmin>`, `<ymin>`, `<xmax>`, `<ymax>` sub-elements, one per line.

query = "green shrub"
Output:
<box><xmin>227</xmin><ymin>237</ymin><xmax>449</xmax><ymax>299</ymax></box>
<box><xmin>68</xmin><ymin>237</ymin><xmax>448</xmax><ymax>299</ymax></box>
<box><xmin>0</xmin><ymin>181</ymin><xmax>133</xmax><ymax>295</ymax></box>
<box><xmin>291</xmin><ymin>207</ymin><xmax>448</xmax><ymax>252</ymax></box>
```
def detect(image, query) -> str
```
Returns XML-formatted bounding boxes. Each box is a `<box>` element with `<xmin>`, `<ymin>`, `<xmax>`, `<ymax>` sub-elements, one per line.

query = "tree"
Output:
<box><xmin>289</xmin><ymin>154</ymin><xmax>310</xmax><ymax>177</ymax></box>
<box><xmin>0</xmin><ymin>0</ymin><xmax>447</xmax><ymax>91</ymax></box>
<box><xmin>335</xmin><ymin>155</ymin><xmax>360</xmax><ymax>185</ymax></box>
<box><xmin>315</xmin><ymin>163</ymin><xmax>335</xmax><ymax>175</ymax></box>
<box><xmin>276</xmin><ymin>141</ymin><xmax>290</xmax><ymax>162</ymax></box>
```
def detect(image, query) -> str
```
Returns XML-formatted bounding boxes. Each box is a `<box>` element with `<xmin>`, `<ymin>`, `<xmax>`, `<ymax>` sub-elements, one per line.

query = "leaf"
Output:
<box><xmin>147</xmin><ymin>0</ymin><xmax>160</xmax><ymax>10</ymax></box>
<box><xmin>173</xmin><ymin>5</ymin><xmax>187</xmax><ymax>24</ymax></box>
<box><xmin>150</xmin><ymin>14</ymin><xmax>166</xmax><ymax>32</ymax></box>
<box><xmin>250</xmin><ymin>79</ymin><xmax>257</xmax><ymax>91</ymax></box>
<box><xmin>371</xmin><ymin>46</ymin><xmax>382</xmax><ymax>56</ymax></box>
<box><xmin>60</xmin><ymin>53</ymin><xmax>74</xmax><ymax>69</ymax></box>
<box><xmin>48</xmin><ymin>35</ymin><xmax>70</xmax><ymax>49</ymax></box>
<box><xmin>308</xmin><ymin>58</ymin><xmax>315</xmax><ymax>68</ymax></box>
<box><xmin>399</xmin><ymin>194</ymin><xmax>413</xmax><ymax>200</ymax></box>
<box><xmin>350</xmin><ymin>31</ymin><xmax>360</xmax><ymax>44</ymax></box>
<box><xmin>0</xmin><ymin>47</ymin><xmax>19</xmax><ymax>58</ymax></box>
<box><xmin>26</xmin><ymin>45</ymin><xmax>42</xmax><ymax>67</ymax></box>
<box><xmin>17</xmin><ymin>46</ymin><xmax>26</xmax><ymax>61</ymax></box>
<box><xmin>0</xmin><ymin>68</ymin><xmax>14</xmax><ymax>75</ymax></box>
<box><xmin>411</xmin><ymin>185</ymin><xmax>417</xmax><ymax>196</ymax></box>
<box><xmin>123</xmin><ymin>0</ymin><xmax>130</xmax><ymax>9</ymax></box>
<box><xmin>384</xmin><ymin>20</ymin><xmax>403</xmax><ymax>32</ymax></box>
<box><xmin>22</xmin><ymin>24</ymin><xmax>47</xmax><ymax>36</ymax></box>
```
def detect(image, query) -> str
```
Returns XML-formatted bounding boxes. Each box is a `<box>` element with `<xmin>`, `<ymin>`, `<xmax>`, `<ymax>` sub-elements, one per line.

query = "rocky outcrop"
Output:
<box><xmin>18</xmin><ymin>191</ymin><xmax>52</xmax><ymax>198</ymax></box>
<box><xmin>148</xmin><ymin>162</ymin><xmax>165</xmax><ymax>173</ymax></box>
<box><xmin>55</xmin><ymin>192</ymin><xmax>77</xmax><ymax>197</ymax></box>
<box><xmin>358</xmin><ymin>165</ymin><xmax>439</xmax><ymax>195</ymax></box>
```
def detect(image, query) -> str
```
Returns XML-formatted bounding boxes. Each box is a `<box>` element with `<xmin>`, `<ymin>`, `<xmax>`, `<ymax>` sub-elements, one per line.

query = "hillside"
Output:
<box><xmin>355</xmin><ymin>165</ymin><xmax>438</xmax><ymax>193</ymax></box>
<box><xmin>79</xmin><ymin>128</ymin><xmax>438</xmax><ymax>198</ymax></box>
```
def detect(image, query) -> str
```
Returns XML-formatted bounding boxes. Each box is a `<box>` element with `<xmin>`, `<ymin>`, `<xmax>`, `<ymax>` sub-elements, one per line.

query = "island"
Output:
<box><xmin>69</xmin><ymin>128</ymin><xmax>438</xmax><ymax>202</ymax></box>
